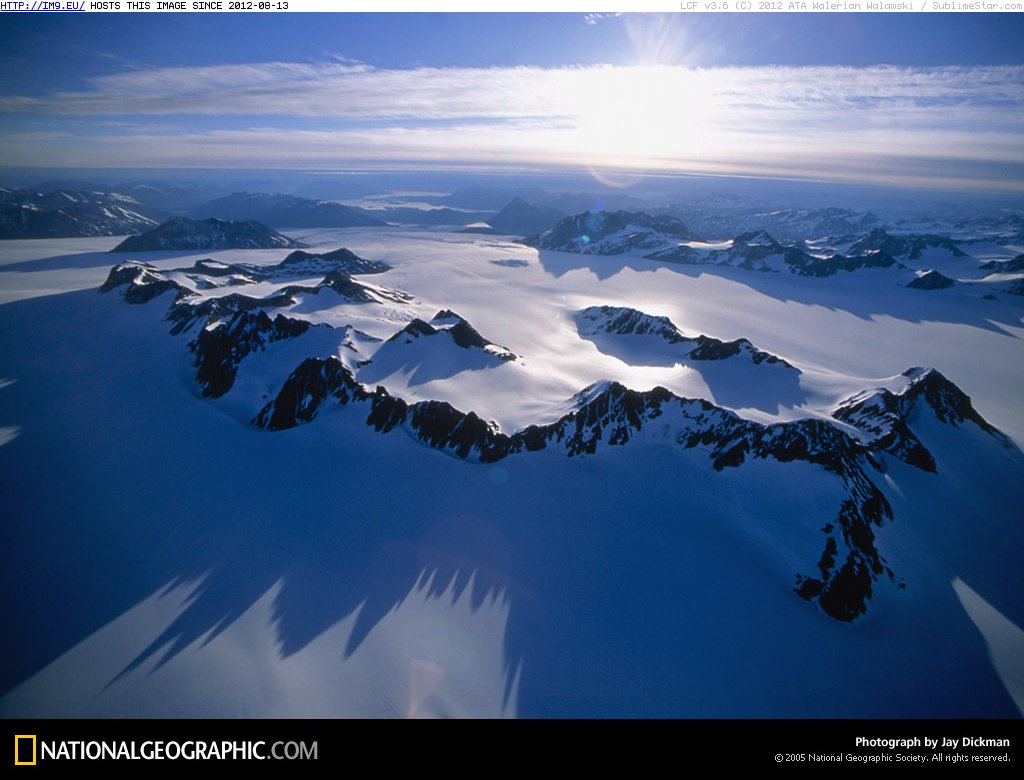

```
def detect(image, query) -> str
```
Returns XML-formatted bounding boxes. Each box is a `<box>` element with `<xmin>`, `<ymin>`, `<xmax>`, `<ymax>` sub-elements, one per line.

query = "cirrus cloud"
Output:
<box><xmin>1</xmin><ymin>61</ymin><xmax>1022</xmax><ymax>190</ymax></box>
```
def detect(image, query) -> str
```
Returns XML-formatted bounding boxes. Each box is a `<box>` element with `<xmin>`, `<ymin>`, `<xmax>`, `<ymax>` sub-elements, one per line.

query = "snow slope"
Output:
<box><xmin>1</xmin><ymin>223</ymin><xmax>1022</xmax><ymax>718</ymax></box>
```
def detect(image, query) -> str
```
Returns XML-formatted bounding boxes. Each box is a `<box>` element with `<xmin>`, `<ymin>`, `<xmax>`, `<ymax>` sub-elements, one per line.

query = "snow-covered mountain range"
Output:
<box><xmin>525</xmin><ymin>210</ymin><xmax>692</xmax><ymax>254</ymax></box>
<box><xmin>91</xmin><ymin>253</ymin><xmax>1019</xmax><ymax>632</ymax></box>
<box><xmin>1</xmin><ymin>201</ymin><xmax>1022</xmax><ymax>719</ymax></box>
<box><xmin>0</xmin><ymin>188</ymin><xmax>160</xmax><ymax>239</ymax></box>
<box><xmin>526</xmin><ymin>210</ymin><xmax>1024</xmax><ymax>297</ymax></box>
<box><xmin>189</xmin><ymin>191</ymin><xmax>385</xmax><ymax>229</ymax></box>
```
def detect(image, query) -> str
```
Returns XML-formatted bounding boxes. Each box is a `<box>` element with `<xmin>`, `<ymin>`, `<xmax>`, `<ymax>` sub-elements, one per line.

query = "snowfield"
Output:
<box><xmin>1</xmin><ymin>224</ymin><xmax>1022</xmax><ymax>718</ymax></box>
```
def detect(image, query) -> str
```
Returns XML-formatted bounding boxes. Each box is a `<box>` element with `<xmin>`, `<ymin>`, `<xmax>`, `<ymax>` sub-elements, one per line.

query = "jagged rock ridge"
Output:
<box><xmin>100</xmin><ymin>259</ymin><xmax>412</xmax><ymax>396</ymax></box>
<box><xmin>648</xmin><ymin>231</ymin><xmax>898</xmax><ymax>277</ymax></box>
<box><xmin>577</xmin><ymin>305</ymin><xmax>794</xmax><ymax>368</ymax></box>
<box><xmin>99</xmin><ymin>261</ymin><xmax>1016</xmax><ymax>625</ymax></box>
<box><xmin>100</xmin><ymin>259</ymin><xmax>408</xmax><ymax>332</ymax></box>
<box><xmin>252</xmin><ymin>353</ymin><xmax>1009</xmax><ymax>622</ymax></box>
<box><xmin>384</xmin><ymin>310</ymin><xmax>516</xmax><ymax>361</ymax></box>
<box><xmin>193</xmin><ymin>310</ymin><xmax>314</xmax><ymax>398</ymax></box>
<box><xmin>530</xmin><ymin>211</ymin><xmax>905</xmax><ymax>277</ymax></box>
<box><xmin>847</xmin><ymin>229</ymin><xmax>965</xmax><ymax>260</ymax></box>
<box><xmin>175</xmin><ymin>248</ymin><xmax>391</xmax><ymax>291</ymax></box>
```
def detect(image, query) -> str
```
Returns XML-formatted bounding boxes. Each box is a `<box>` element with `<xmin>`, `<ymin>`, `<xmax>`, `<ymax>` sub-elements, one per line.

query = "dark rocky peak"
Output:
<box><xmin>99</xmin><ymin>261</ymin><xmax>193</xmax><ymax>305</ymax></box>
<box><xmin>167</xmin><ymin>291</ymin><xmax>296</xmax><ymax>335</ymax></box>
<box><xmin>254</xmin><ymin>356</ymin><xmax>369</xmax><ymax>431</ymax></box>
<box><xmin>578</xmin><ymin>305</ymin><xmax>687</xmax><ymax>343</ymax></box>
<box><xmin>99</xmin><ymin>260</ymin><xmax>158</xmax><ymax>293</ymax></box>
<box><xmin>705</xmin><ymin>230</ymin><xmax>803</xmax><ymax>271</ymax></box>
<box><xmin>901</xmin><ymin>367</ymin><xmax>1003</xmax><ymax>438</ymax></box>
<box><xmin>387</xmin><ymin>318</ymin><xmax>437</xmax><ymax>343</ymax></box>
<box><xmin>848</xmin><ymin>229</ymin><xmax>965</xmax><ymax>260</ymax></box>
<box><xmin>687</xmin><ymin>335</ymin><xmax>791</xmax><ymax>367</ymax></box>
<box><xmin>384</xmin><ymin>310</ymin><xmax>515</xmax><ymax>359</ymax></box>
<box><xmin>732</xmin><ymin>230</ymin><xmax>782</xmax><ymax>248</ymax></box>
<box><xmin>180</xmin><ymin>259</ymin><xmax>258</xmax><ymax>289</ymax></box>
<box><xmin>571</xmin><ymin>210</ymin><xmax>691</xmax><ymax>239</ymax></box>
<box><xmin>833</xmin><ymin>387</ymin><xmax>936</xmax><ymax>473</ymax></box>
<box><xmin>834</xmin><ymin>367</ymin><xmax>1010</xmax><ymax>471</ymax></box>
<box><xmin>110</xmin><ymin>217</ymin><xmax>306</xmax><ymax>252</ymax></box>
<box><xmin>192</xmin><ymin>310</ymin><xmax>313</xmax><ymax>399</ymax></box>
<box><xmin>907</xmin><ymin>270</ymin><xmax>954</xmax><ymax>290</ymax></box>
<box><xmin>274</xmin><ymin>247</ymin><xmax>391</xmax><ymax>276</ymax></box>
<box><xmin>275</xmin><ymin>269</ymin><xmax>411</xmax><ymax>305</ymax></box>
<box><xmin>187</xmin><ymin>258</ymin><xmax>251</xmax><ymax>277</ymax></box>
<box><xmin>577</xmin><ymin>305</ymin><xmax>793</xmax><ymax>368</ymax></box>
<box><xmin>794</xmin><ymin>249</ymin><xmax>897</xmax><ymax>278</ymax></box>
<box><xmin>315</xmin><ymin>270</ymin><xmax>382</xmax><ymax>303</ymax></box>
<box><xmin>430</xmin><ymin>309</ymin><xmax>495</xmax><ymax>350</ymax></box>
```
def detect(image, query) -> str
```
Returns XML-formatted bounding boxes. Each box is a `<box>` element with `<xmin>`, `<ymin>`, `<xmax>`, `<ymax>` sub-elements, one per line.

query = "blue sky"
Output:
<box><xmin>1</xmin><ymin>13</ymin><xmax>1023</xmax><ymax>190</ymax></box>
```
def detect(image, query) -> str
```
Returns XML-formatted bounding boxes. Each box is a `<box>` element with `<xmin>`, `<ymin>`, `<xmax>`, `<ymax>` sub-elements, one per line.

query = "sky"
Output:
<box><xmin>1</xmin><ymin>13</ymin><xmax>1023</xmax><ymax>192</ymax></box>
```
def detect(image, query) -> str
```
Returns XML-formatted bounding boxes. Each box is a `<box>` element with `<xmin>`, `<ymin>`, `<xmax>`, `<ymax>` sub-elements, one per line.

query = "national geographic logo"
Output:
<box><xmin>14</xmin><ymin>735</ymin><xmax>36</xmax><ymax>766</ymax></box>
<box><xmin>10</xmin><ymin>734</ymin><xmax>316</xmax><ymax>763</ymax></box>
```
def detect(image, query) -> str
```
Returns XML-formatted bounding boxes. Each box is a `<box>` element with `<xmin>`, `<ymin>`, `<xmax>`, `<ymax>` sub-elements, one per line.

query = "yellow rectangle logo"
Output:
<box><xmin>14</xmin><ymin>735</ymin><xmax>36</xmax><ymax>766</ymax></box>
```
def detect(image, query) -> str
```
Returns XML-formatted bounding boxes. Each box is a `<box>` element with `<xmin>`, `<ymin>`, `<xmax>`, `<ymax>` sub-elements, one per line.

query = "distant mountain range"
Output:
<box><xmin>364</xmin><ymin>206</ymin><xmax>493</xmax><ymax>227</ymax></box>
<box><xmin>0</xmin><ymin>188</ymin><xmax>160</xmax><ymax>239</ymax></box>
<box><xmin>110</xmin><ymin>217</ymin><xmax>306</xmax><ymax>252</ymax></box>
<box><xmin>646</xmin><ymin>230</ymin><xmax>899</xmax><ymax>277</ymax></box>
<box><xmin>657</xmin><ymin>205</ymin><xmax>888</xmax><ymax>242</ymax></box>
<box><xmin>189</xmin><ymin>192</ymin><xmax>385</xmax><ymax>228</ymax></box>
<box><xmin>5</xmin><ymin>178</ymin><xmax>1022</xmax><ymax>247</ymax></box>
<box><xmin>657</xmin><ymin>200</ymin><xmax>1024</xmax><ymax>244</ymax></box>
<box><xmin>522</xmin><ymin>208</ymin><xmax>1024</xmax><ymax>299</ymax></box>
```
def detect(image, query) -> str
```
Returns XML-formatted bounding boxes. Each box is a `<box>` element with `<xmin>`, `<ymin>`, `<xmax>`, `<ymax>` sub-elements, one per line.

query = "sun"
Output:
<box><xmin>568</xmin><ymin>65</ymin><xmax>720</xmax><ymax>184</ymax></box>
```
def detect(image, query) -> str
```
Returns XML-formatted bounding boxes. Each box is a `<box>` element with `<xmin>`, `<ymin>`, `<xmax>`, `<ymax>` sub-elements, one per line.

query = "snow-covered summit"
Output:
<box><xmin>525</xmin><ymin>210</ymin><xmax>692</xmax><ymax>254</ymax></box>
<box><xmin>846</xmin><ymin>228</ymin><xmax>965</xmax><ymax>262</ymax></box>
<box><xmin>0</xmin><ymin>188</ymin><xmax>159</xmax><ymax>239</ymax></box>
<box><xmin>577</xmin><ymin>305</ymin><xmax>793</xmax><ymax>368</ymax></box>
<box><xmin>385</xmin><ymin>310</ymin><xmax>516</xmax><ymax>361</ymax></box>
